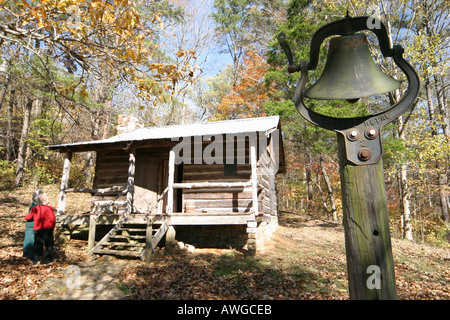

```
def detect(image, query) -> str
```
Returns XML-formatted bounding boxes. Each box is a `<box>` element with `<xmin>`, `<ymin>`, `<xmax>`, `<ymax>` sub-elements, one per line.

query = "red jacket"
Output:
<box><xmin>24</xmin><ymin>205</ymin><xmax>56</xmax><ymax>230</ymax></box>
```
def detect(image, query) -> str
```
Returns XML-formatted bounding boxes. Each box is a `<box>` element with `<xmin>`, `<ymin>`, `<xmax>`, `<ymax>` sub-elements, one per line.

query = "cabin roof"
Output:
<box><xmin>48</xmin><ymin>115</ymin><xmax>281</xmax><ymax>151</ymax></box>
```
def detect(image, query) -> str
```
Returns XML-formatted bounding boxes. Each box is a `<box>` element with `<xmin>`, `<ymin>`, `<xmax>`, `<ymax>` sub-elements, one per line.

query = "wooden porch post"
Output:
<box><xmin>126</xmin><ymin>149</ymin><xmax>136</xmax><ymax>215</ymax></box>
<box><xmin>88</xmin><ymin>214</ymin><xmax>96</xmax><ymax>252</ymax></box>
<box><xmin>250</xmin><ymin>137</ymin><xmax>258</xmax><ymax>216</ymax></box>
<box><xmin>57</xmin><ymin>152</ymin><xmax>72</xmax><ymax>216</ymax></box>
<box><xmin>143</xmin><ymin>219</ymin><xmax>153</xmax><ymax>261</ymax></box>
<box><xmin>167</xmin><ymin>148</ymin><xmax>175</xmax><ymax>214</ymax></box>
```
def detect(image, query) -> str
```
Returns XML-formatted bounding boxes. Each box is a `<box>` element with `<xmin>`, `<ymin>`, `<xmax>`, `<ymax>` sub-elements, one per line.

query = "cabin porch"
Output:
<box><xmin>57</xmin><ymin>212</ymin><xmax>278</xmax><ymax>259</ymax></box>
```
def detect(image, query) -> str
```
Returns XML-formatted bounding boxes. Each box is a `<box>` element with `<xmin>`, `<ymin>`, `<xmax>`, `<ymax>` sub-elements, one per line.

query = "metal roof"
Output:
<box><xmin>48</xmin><ymin>115</ymin><xmax>281</xmax><ymax>151</ymax></box>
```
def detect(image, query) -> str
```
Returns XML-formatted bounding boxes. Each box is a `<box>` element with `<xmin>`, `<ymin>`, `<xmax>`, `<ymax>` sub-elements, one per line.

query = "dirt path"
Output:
<box><xmin>39</xmin><ymin>258</ymin><xmax>129</xmax><ymax>300</ymax></box>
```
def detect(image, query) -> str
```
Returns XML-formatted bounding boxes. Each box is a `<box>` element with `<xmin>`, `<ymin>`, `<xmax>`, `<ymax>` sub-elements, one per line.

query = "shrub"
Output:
<box><xmin>0</xmin><ymin>160</ymin><xmax>16</xmax><ymax>190</ymax></box>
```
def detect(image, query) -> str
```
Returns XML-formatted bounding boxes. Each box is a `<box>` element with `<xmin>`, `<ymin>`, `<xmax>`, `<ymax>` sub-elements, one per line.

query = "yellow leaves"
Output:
<box><xmin>101</xmin><ymin>11</ymin><xmax>116</xmax><ymax>24</ymax></box>
<box><xmin>19</xmin><ymin>0</ymin><xmax>31</xmax><ymax>8</ymax></box>
<box><xmin>176</xmin><ymin>49</ymin><xmax>186</xmax><ymax>58</ymax></box>
<box><xmin>57</xmin><ymin>84</ymin><xmax>88</xmax><ymax>101</ymax></box>
<box><xmin>91</xmin><ymin>0</ymin><xmax>103</xmax><ymax>9</ymax></box>
<box><xmin>151</xmin><ymin>13</ymin><xmax>164</xmax><ymax>29</ymax></box>
<box><xmin>215</xmin><ymin>50</ymin><xmax>269</xmax><ymax>119</ymax></box>
<box><xmin>1</xmin><ymin>0</ymin><xmax>192</xmax><ymax>104</ymax></box>
<box><xmin>114</xmin><ymin>0</ymin><xmax>131</xmax><ymax>6</ymax></box>
<box><xmin>176</xmin><ymin>49</ymin><xmax>196</xmax><ymax>58</ymax></box>
<box><xmin>406</xmin><ymin>108</ymin><xmax>450</xmax><ymax>169</ymax></box>
<box><xmin>79</xmin><ymin>85</ymin><xmax>89</xmax><ymax>99</ymax></box>
<box><xmin>149</xmin><ymin>63</ymin><xmax>180</xmax><ymax>81</ymax></box>
<box><xmin>58</xmin><ymin>85</ymin><xmax>75</xmax><ymax>96</ymax></box>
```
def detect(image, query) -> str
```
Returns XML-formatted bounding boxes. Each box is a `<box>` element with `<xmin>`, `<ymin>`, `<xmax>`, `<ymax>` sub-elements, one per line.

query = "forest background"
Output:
<box><xmin>0</xmin><ymin>0</ymin><xmax>448</xmax><ymax>246</ymax></box>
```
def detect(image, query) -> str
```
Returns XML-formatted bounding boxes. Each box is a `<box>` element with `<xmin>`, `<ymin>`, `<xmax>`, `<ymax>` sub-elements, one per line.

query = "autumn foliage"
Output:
<box><xmin>0</xmin><ymin>0</ymin><xmax>193</xmax><ymax>102</ymax></box>
<box><xmin>215</xmin><ymin>51</ymin><xmax>270</xmax><ymax>119</ymax></box>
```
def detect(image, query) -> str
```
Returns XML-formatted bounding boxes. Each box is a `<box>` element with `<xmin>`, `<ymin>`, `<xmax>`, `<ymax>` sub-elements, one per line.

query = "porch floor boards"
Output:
<box><xmin>57</xmin><ymin>213</ymin><xmax>261</xmax><ymax>227</ymax></box>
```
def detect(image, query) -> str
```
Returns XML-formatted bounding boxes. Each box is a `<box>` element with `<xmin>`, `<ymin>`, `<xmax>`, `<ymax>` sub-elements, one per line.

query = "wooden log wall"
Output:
<box><xmin>87</xmin><ymin>132</ymin><xmax>280</xmax><ymax>216</ymax></box>
<box><xmin>92</xmin><ymin>149</ymin><xmax>130</xmax><ymax>214</ymax></box>
<box><xmin>182</xmin><ymin>164</ymin><xmax>253</xmax><ymax>213</ymax></box>
<box><xmin>94</xmin><ymin>149</ymin><xmax>129</xmax><ymax>188</ymax></box>
<box><xmin>181</xmin><ymin>135</ymin><xmax>254</xmax><ymax>213</ymax></box>
<box><xmin>257</xmin><ymin>145</ymin><xmax>278</xmax><ymax>216</ymax></box>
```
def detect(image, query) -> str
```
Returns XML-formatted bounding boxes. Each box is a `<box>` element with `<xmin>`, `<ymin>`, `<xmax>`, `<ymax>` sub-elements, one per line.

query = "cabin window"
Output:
<box><xmin>224</xmin><ymin>162</ymin><xmax>237</xmax><ymax>176</ymax></box>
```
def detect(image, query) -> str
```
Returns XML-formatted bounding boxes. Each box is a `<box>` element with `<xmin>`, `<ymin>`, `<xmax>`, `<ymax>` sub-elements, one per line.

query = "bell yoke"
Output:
<box><xmin>278</xmin><ymin>15</ymin><xmax>420</xmax><ymax>165</ymax></box>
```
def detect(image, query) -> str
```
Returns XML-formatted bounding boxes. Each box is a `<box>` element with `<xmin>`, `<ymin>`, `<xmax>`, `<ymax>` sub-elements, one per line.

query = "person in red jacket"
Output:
<box><xmin>24</xmin><ymin>193</ymin><xmax>56</xmax><ymax>265</ymax></box>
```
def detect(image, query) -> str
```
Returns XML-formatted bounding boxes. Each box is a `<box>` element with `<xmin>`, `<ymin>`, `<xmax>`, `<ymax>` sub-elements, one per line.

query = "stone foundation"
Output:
<box><xmin>169</xmin><ymin>215</ymin><xmax>278</xmax><ymax>254</ymax></box>
<box><xmin>246</xmin><ymin>215</ymin><xmax>278</xmax><ymax>255</ymax></box>
<box><xmin>171</xmin><ymin>225</ymin><xmax>248</xmax><ymax>249</ymax></box>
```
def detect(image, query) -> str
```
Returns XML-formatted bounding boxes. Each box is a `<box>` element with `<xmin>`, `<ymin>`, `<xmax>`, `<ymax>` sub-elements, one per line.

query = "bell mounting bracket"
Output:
<box><xmin>278</xmin><ymin>15</ymin><xmax>420</xmax><ymax>165</ymax></box>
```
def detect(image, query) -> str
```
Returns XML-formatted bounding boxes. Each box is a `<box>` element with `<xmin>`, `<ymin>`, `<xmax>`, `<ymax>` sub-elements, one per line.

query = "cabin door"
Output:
<box><xmin>134</xmin><ymin>155</ymin><xmax>160</xmax><ymax>213</ymax></box>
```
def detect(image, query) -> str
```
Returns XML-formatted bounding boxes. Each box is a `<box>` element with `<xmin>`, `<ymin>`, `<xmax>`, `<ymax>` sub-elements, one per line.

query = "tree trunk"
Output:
<box><xmin>320</xmin><ymin>155</ymin><xmax>337</xmax><ymax>222</ymax></box>
<box><xmin>83</xmin><ymin>76</ymin><xmax>113</xmax><ymax>186</ymax></box>
<box><xmin>83</xmin><ymin>110</ymin><xmax>102</xmax><ymax>186</ymax></box>
<box><xmin>425</xmin><ymin>78</ymin><xmax>437</xmax><ymax>136</ymax></box>
<box><xmin>305</xmin><ymin>152</ymin><xmax>313</xmax><ymax>205</ymax></box>
<box><xmin>434</xmin><ymin>75</ymin><xmax>449</xmax><ymax>136</ymax></box>
<box><xmin>400</xmin><ymin>162</ymin><xmax>413</xmax><ymax>241</ymax></box>
<box><xmin>15</xmin><ymin>98</ymin><xmax>33</xmax><ymax>186</ymax></box>
<box><xmin>397</xmin><ymin>116</ymin><xmax>413</xmax><ymax>241</ymax></box>
<box><xmin>5</xmin><ymin>89</ymin><xmax>14</xmax><ymax>161</ymax></box>
<box><xmin>439</xmin><ymin>173</ymin><xmax>449</xmax><ymax>222</ymax></box>
<box><xmin>434</xmin><ymin>75</ymin><xmax>449</xmax><ymax>228</ymax></box>
<box><xmin>101</xmin><ymin>98</ymin><xmax>112</xmax><ymax>139</ymax></box>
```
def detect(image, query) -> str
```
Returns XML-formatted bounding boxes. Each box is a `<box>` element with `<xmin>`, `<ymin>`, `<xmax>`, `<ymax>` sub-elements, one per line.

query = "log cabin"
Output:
<box><xmin>48</xmin><ymin>115</ymin><xmax>285</xmax><ymax>259</ymax></box>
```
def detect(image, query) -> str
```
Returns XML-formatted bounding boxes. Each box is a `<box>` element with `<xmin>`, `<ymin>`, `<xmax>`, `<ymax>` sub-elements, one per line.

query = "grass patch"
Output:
<box><xmin>213</xmin><ymin>254</ymin><xmax>261</xmax><ymax>277</ymax></box>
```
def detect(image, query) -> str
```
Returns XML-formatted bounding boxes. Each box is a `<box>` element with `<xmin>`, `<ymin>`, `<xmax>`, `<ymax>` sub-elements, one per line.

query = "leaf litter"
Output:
<box><xmin>1</xmin><ymin>185</ymin><xmax>449</xmax><ymax>300</ymax></box>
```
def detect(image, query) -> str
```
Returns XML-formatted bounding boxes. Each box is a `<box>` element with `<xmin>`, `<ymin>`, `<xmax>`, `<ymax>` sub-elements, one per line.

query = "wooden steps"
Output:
<box><xmin>90</xmin><ymin>220</ymin><xmax>160</xmax><ymax>259</ymax></box>
<box><xmin>94</xmin><ymin>249</ymin><xmax>145</xmax><ymax>256</ymax></box>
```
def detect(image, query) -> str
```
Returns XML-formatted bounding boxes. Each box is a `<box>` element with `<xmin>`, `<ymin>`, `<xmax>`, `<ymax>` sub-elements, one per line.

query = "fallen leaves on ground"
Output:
<box><xmin>1</xmin><ymin>185</ymin><xmax>449</xmax><ymax>300</ymax></box>
<box><xmin>119</xmin><ymin>251</ymin><xmax>317</xmax><ymax>300</ymax></box>
<box><xmin>0</xmin><ymin>185</ymin><xmax>88</xmax><ymax>300</ymax></box>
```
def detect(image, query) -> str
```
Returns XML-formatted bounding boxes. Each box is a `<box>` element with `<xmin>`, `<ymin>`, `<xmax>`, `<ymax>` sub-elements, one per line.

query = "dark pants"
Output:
<box><xmin>33</xmin><ymin>229</ymin><xmax>54</xmax><ymax>264</ymax></box>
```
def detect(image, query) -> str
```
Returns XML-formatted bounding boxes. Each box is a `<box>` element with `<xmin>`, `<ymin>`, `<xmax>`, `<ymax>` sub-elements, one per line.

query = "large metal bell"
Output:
<box><xmin>304</xmin><ymin>33</ymin><xmax>401</xmax><ymax>100</ymax></box>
